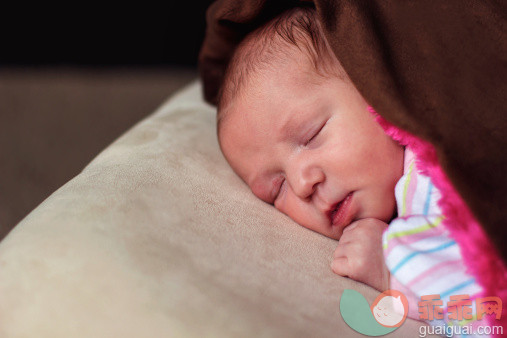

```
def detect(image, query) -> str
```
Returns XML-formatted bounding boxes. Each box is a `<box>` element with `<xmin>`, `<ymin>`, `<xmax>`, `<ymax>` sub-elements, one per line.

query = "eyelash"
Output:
<box><xmin>274</xmin><ymin>178</ymin><xmax>286</xmax><ymax>204</ymax></box>
<box><xmin>304</xmin><ymin>122</ymin><xmax>326</xmax><ymax>146</ymax></box>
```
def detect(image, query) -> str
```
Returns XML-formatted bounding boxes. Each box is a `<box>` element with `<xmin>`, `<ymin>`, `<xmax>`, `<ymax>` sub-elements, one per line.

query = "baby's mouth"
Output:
<box><xmin>328</xmin><ymin>192</ymin><xmax>353</xmax><ymax>227</ymax></box>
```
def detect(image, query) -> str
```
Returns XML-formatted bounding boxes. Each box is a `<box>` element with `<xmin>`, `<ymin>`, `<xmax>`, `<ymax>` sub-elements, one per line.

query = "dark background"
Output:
<box><xmin>0</xmin><ymin>3</ymin><xmax>212</xmax><ymax>67</ymax></box>
<box><xmin>0</xmin><ymin>2</ymin><xmax>214</xmax><ymax>240</ymax></box>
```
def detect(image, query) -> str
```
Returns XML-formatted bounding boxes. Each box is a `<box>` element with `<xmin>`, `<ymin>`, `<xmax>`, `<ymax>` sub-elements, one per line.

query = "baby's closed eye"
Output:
<box><xmin>273</xmin><ymin>177</ymin><xmax>287</xmax><ymax>204</ymax></box>
<box><xmin>303</xmin><ymin>119</ymin><xmax>328</xmax><ymax>147</ymax></box>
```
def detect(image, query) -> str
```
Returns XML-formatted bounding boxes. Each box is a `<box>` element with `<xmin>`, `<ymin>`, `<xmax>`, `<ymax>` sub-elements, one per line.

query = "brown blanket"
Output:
<box><xmin>198</xmin><ymin>0</ymin><xmax>507</xmax><ymax>261</ymax></box>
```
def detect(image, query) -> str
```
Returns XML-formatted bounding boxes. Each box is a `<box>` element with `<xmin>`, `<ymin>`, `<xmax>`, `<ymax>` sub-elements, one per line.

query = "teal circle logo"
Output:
<box><xmin>339</xmin><ymin>289</ymin><xmax>409</xmax><ymax>336</ymax></box>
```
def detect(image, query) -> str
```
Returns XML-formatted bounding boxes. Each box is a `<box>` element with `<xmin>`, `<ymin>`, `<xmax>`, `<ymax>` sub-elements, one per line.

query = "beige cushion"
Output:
<box><xmin>0</xmin><ymin>82</ymin><xmax>425</xmax><ymax>337</ymax></box>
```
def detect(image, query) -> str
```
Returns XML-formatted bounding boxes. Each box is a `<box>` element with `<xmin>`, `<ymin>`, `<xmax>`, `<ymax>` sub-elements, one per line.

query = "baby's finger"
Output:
<box><xmin>336</xmin><ymin>235</ymin><xmax>354</xmax><ymax>246</ymax></box>
<box><xmin>333</xmin><ymin>242</ymin><xmax>349</xmax><ymax>258</ymax></box>
<box><xmin>331</xmin><ymin>257</ymin><xmax>350</xmax><ymax>277</ymax></box>
<box><xmin>342</xmin><ymin>220</ymin><xmax>359</xmax><ymax>233</ymax></box>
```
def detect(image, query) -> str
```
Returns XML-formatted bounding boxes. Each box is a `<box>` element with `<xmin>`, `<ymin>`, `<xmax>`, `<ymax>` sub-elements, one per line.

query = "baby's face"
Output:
<box><xmin>219</xmin><ymin>64</ymin><xmax>404</xmax><ymax>240</ymax></box>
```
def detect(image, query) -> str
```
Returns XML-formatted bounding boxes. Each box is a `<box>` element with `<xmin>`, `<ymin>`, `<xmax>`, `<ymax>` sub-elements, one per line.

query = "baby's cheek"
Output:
<box><xmin>278</xmin><ymin>196</ymin><xmax>311</xmax><ymax>225</ymax></box>
<box><xmin>326</xmin><ymin>137</ymin><xmax>370</xmax><ymax>169</ymax></box>
<box><xmin>275</xmin><ymin>193</ymin><xmax>297</xmax><ymax>218</ymax></box>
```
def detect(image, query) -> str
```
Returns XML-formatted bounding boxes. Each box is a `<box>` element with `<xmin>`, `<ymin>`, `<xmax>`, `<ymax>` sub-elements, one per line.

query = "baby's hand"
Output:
<box><xmin>331</xmin><ymin>218</ymin><xmax>390</xmax><ymax>291</ymax></box>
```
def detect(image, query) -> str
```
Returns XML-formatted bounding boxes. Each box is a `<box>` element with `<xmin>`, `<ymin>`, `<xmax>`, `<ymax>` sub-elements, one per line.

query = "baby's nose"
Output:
<box><xmin>288</xmin><ymin>164</ymin><xmax>324</xmax><ymax>200</ymax></box>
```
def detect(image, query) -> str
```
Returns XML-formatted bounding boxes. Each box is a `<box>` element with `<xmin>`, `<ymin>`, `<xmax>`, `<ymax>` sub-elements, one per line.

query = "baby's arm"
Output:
<box><xmin>331</xmin><ymin>218</ymin><xmax>390</xmax><ymax>291</ymax></box>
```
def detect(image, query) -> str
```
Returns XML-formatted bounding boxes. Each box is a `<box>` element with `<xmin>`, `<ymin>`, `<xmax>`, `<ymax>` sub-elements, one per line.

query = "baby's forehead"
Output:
<box><xmin>222</xmin><ymin>103</ymin><xmax>316</xmax><ymax>157</ymax></box>
<box><xmin>218</xmin><ymin>57</ymin><xmax>336</xmax><ymax>148</ymax></box>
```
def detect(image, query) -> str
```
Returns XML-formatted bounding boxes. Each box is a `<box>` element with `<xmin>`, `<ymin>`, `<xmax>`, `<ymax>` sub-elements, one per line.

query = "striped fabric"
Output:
<box><xmin>383</xmin><ymin>149</ymin><xmax>484</xmax><ymax>337</ymax></box>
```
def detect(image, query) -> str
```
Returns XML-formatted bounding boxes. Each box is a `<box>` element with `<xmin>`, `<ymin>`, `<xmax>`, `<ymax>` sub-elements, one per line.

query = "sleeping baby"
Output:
<box><xmin>216</xmin><ymin>6</ymin><xmax>484</xmax><ymax>332</ymax></box>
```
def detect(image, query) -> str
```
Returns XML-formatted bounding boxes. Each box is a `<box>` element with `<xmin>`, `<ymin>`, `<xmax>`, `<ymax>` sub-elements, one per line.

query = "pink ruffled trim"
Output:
<box><xmin>369</xmin><ymin>107</ymin><xmax>507</xmax><ymax>334</ymax></box>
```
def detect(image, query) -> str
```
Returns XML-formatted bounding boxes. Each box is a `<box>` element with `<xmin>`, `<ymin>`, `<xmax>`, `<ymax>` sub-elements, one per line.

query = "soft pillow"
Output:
<box><xmin>0</xmin><ymin>81</ymin><xmax>424</xmax><ymax>337</ymax></box>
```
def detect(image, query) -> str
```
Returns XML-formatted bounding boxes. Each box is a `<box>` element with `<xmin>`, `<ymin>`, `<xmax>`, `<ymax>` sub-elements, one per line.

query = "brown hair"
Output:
<box><xmin>217</xmin><ymin>6</ymin><xmax>345</xmax><ymax>134</ymax></box>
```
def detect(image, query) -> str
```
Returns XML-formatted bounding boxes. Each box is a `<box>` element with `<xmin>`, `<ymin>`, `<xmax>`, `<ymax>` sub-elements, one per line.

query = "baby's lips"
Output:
<box><xmin>330</xmin><ymin>192</ymin><xmax>354</xmax><ymax>228</ymax></box>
